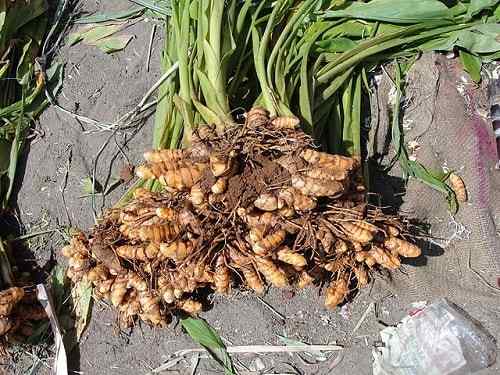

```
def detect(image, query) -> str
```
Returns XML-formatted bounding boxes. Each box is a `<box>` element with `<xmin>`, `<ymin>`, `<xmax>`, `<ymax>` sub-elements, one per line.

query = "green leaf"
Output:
<box><xmin>0</xmin><ymin>0</ymin><xmax>47</xmax><ymax>51</ymax></box>
<box><xmin>456</xmin><ymin>26</ymin><xmax>500</xmax><ymax>54</ymax></box>
<box><xmin>181</xmin><ymin>317</ymin><xmax>235</xmax><ymax>375</ymax></box>
<box><xmin>51</xmin><ymin>264</ymin><xmax>67</xmax><ymax>310</ymax></box>
<box><xmin>192</xmin><ymin>98</ymin><xmax>225</xmax><ymax>128</ymax></box>
<box><xmin>315</xmin><ymin>37</ymin><xmax>357</xmax><ymax>53</ymax></box>
<box><xmin>128</xmin><ymin>0</ymin><xmax>171</xmax><ymax>17</ymax></box>
<box><xmin>81</xmin><ymin>176</ymin><xmax>103</xmax><ymax>195</ymax></box>
<box><xmin>91</xmin><ymin>34</ymin><xmax>133</xmax><ymax>54</ymax></box>
<box><xmin>68</xmin><ymin>23</ymin><xmax>122</xmax><ymax>46</ymax></box>
<box><xmin>324</xmin><ymin>0</ymin><xmax>453</xmax><ymax>24</ymax></box>
<box><xmin>16</xmin><ymin>39</ymin><xmax>34</xmax><ymax>86</ymax></box>
<box><xmin>459</xmin><ymin>50</ymin><xmax>482</xmax><ymax>82</ymax></box>
<box><xmin>72</xmin><ymin>279</ymin><xmax>93</xmax><ymax>341</ymax></box>
<box><xmin>467</xmin><ymin>0</ymin><xmax>500</xmax><ymax>17</ymax></box>
<box><xmin>75</xmin><ymin>7</ymin><xmax>144</xmax><ymax>24</ymax></box>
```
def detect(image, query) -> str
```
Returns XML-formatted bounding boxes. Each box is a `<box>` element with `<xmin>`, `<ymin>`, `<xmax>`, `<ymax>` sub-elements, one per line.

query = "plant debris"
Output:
<box><xmin>62</xmin><ymin>109</ymin><xmax>421</xmax><ymax>328</ymax></box>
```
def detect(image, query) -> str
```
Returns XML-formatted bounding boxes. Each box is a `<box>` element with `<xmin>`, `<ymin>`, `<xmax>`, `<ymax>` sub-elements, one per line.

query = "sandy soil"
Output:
<box><xmin>4</xmin><ymin>1</ymin><xmax>498</xmax><ymax>374</ymax></box>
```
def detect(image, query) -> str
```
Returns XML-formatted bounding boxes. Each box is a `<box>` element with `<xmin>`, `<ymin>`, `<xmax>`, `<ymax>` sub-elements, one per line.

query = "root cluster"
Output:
<box><xmin>62</xmin><ymin>108</ymin><xmax>421</xmax><ymax>327</ymax></box>
<box><xmin>0</xmin><ymin>287</ymin><xmax>46</xmax><ymax>340</ymax></box>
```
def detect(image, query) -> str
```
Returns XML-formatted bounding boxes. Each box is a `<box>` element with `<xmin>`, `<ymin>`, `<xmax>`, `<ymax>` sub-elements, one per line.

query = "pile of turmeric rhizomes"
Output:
<box><xmin>62</xmin><ymin>108</ymin><xmax>421</xmax><ymax>328</ymax></box>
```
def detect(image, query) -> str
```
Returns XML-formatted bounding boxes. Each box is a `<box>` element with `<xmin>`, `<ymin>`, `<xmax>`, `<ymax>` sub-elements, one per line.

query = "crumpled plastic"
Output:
<box><xmin>373</xmin><ymin>298</ymin><xmax>496</xmax><ymax>375</ymax></box>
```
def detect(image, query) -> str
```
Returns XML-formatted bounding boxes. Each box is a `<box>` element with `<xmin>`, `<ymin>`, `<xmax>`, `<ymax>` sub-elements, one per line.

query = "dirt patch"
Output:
<box><xmin>226</xmin><ymin>154</ymin><xmax>291</xmax><ymax>209</ymax></box>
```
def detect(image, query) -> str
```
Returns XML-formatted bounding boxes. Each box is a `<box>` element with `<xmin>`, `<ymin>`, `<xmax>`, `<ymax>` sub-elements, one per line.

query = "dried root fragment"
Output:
<box><xmin>271</xmin><ymin>116</ymin><xmax>300</xmax><ymax>129</ymax></box>
<box><xmin>340</xmin><ymin>222</ymin><xmax>375</xmax><ymax>244</ymax></box>
<box><xmin>300</xmin><ymin>149</ymin><xmax>358</xmax><ymax>171</ymax></box>
<box><xmin>177</xmin><ymin>299</ymin><xmax>203</xmax><ymax>315</ymax></box>
<box><xmin>255</xmin><ymin>257</ymin><xmax>288</xmax><ymax>288</ymax></box>
<box><xmin>276</xmin><ymin>246</ymin><xmax>307</xmax><ymax>268</ymax></box>
<box><xmin>246</xmin><ymin>107</ymin><xmax>269</xmax><ymax>128</ymax></box>
<box><xmin>325</xmin><ymin>276</ymin><xmax>349</xmax><ymax>309</ymax></box>
<box><xmin>383</xmin><ymin>237</ymin><xmax>421</xmax><ymax>258</ymax></box>
<box><xmin>291</xmin><ymin>175</ymin><xmax>344</xmax><ymax>197</ymax></box>
<box><xmin>297</xmin><ymin>271</ymin><xmax>315</xmax><ymax>289</ymax></box>
<box><xmin>449</xmin><ymin>173</ymin><xmax>468</xmax><ymax>203</ymax></box>
<box><xmin>61</xmin><ymin>107</ymin><xmax>423</xmax><ymax>327</ymax></box>
<box><xmin>251</xmin><ymin>229</ymin><xmax>286</xmax><ymax>255</ymax></box>
<box><xmin>144</xmin><ymin>149</ymin><xmax>186</xmax><ymax>163</ymax></box>
<box><xmin>214</xmin><ymin>255</ymin><xmax>231</xmax><ymax>295</ymax></box>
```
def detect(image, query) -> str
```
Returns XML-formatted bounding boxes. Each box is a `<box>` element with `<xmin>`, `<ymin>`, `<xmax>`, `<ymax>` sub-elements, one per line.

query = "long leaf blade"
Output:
<box><xmin>181</xmin><ymin>317</ymin><xmax>235</xmax><ymax>375</ymax></box>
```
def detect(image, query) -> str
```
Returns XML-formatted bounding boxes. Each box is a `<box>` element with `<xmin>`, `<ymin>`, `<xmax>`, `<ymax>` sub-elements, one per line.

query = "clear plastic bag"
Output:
<box><xmin>373</xmin><ymin>298</ymin><xmax>497</xmax><ymax>375</ymax></box>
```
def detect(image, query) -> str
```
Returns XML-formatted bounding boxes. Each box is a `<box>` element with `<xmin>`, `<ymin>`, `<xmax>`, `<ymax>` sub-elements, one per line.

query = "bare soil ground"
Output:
<box><xmin>4</xmin><ymin>1</ymin><xmax>498</xmax><ymax>374</ymax></box>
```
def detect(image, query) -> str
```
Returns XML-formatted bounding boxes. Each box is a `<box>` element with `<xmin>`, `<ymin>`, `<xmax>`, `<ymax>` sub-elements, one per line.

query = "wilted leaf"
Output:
<box><xmin>75</xmin><ymin>7</ymin><xmax>144</xmax><ymax>24</ymax></box>
<box><xmin>72</xmin><ymin>279</ymin><xmax>93</xmax><ymax>341</ymax></box>
<box><xmin>276</xmin><ymin>334</ymin><xmax>329</xmax><ymax>361</ymax></box>
<box><xmin>459</xmin><ymin>50</ymin><xmax>482</xmax><ymax>83</ymax></box>
<box><xmin>324</xmin><ymin>0</ymin><xmax>452</xmax><ymax>24</ymax></box>
<box><xmin>91</xmin><ymin>34</ymin><xmax>133</xmax><ymax>54</ymax></box>
<box><xmin>68</xmin><ymin>23</ymin><xmax>133</xmax><ymax>54</ymax></box>
<box><xmin>181</xmin><ymin>317</ymin><xmax>235</xmax><ymax>375</ymax></box>
<box><xmin>69</xmin><ymin>23</ymin><xmax>122</xmax><ymax>45</ymax></box>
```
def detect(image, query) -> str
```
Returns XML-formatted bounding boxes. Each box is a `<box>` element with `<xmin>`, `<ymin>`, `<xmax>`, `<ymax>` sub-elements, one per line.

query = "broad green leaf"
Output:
<box><xmin>495</xmin><ymin>3</ymin><xmax>500</xmax><ymax>19</ymax></box>
<box><xmin>459</xmin><ymin>50</ymin><xmax>482</xmax><ymax>82</ymax></box>
<box><xmin>316</xmin><ymin>37</ymin><xmax>357</xmax><ymax>53</ymax></box>
<box><xmin>181</xmin><ymin>317</ymin><xmax>235</xmax><ymax>375</ymax></box>
<box><xmin>467</xmin><ymin>0</ymin><xmax>500</xmax><ymax>17</ymax></box>
<box><xmin>419</xmin><ymin>32</ymin><xmax>459</xmax><ymax>51</ymax></box>
<box><xmin>92</xmin><ymin>34</ymin><xmax>133</xmax><ymax>54</ymax></box>
<box><xmin>324</xmin><ymin>0</ymin><xmax>453</xmax><ymax>24</ymax></box>
<box><xmin>75</xmin><ymin>7</ymin><xmax>144</xmax><ymax>24</ymax></box>
<box><xmin>323</xmin><ymin>20</ymin><xmax>373</xmax><ymax>39</ymax></box>
<box><xmin>456</xmin><ymin>28</ymin><xmax>500</xmax><ymax>54</ymax></box>
<box><xmin>72</xmin><ymin>279</ymin><xmax>93</xmax><ymax>341</ymax></box>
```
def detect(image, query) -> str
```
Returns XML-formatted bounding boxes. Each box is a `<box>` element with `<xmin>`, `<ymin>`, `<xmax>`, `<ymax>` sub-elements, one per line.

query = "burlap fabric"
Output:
<box><xmin>370</xmin><ymin>53</ymin><xmax>500</xmax><ymax>364</ymax></box>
